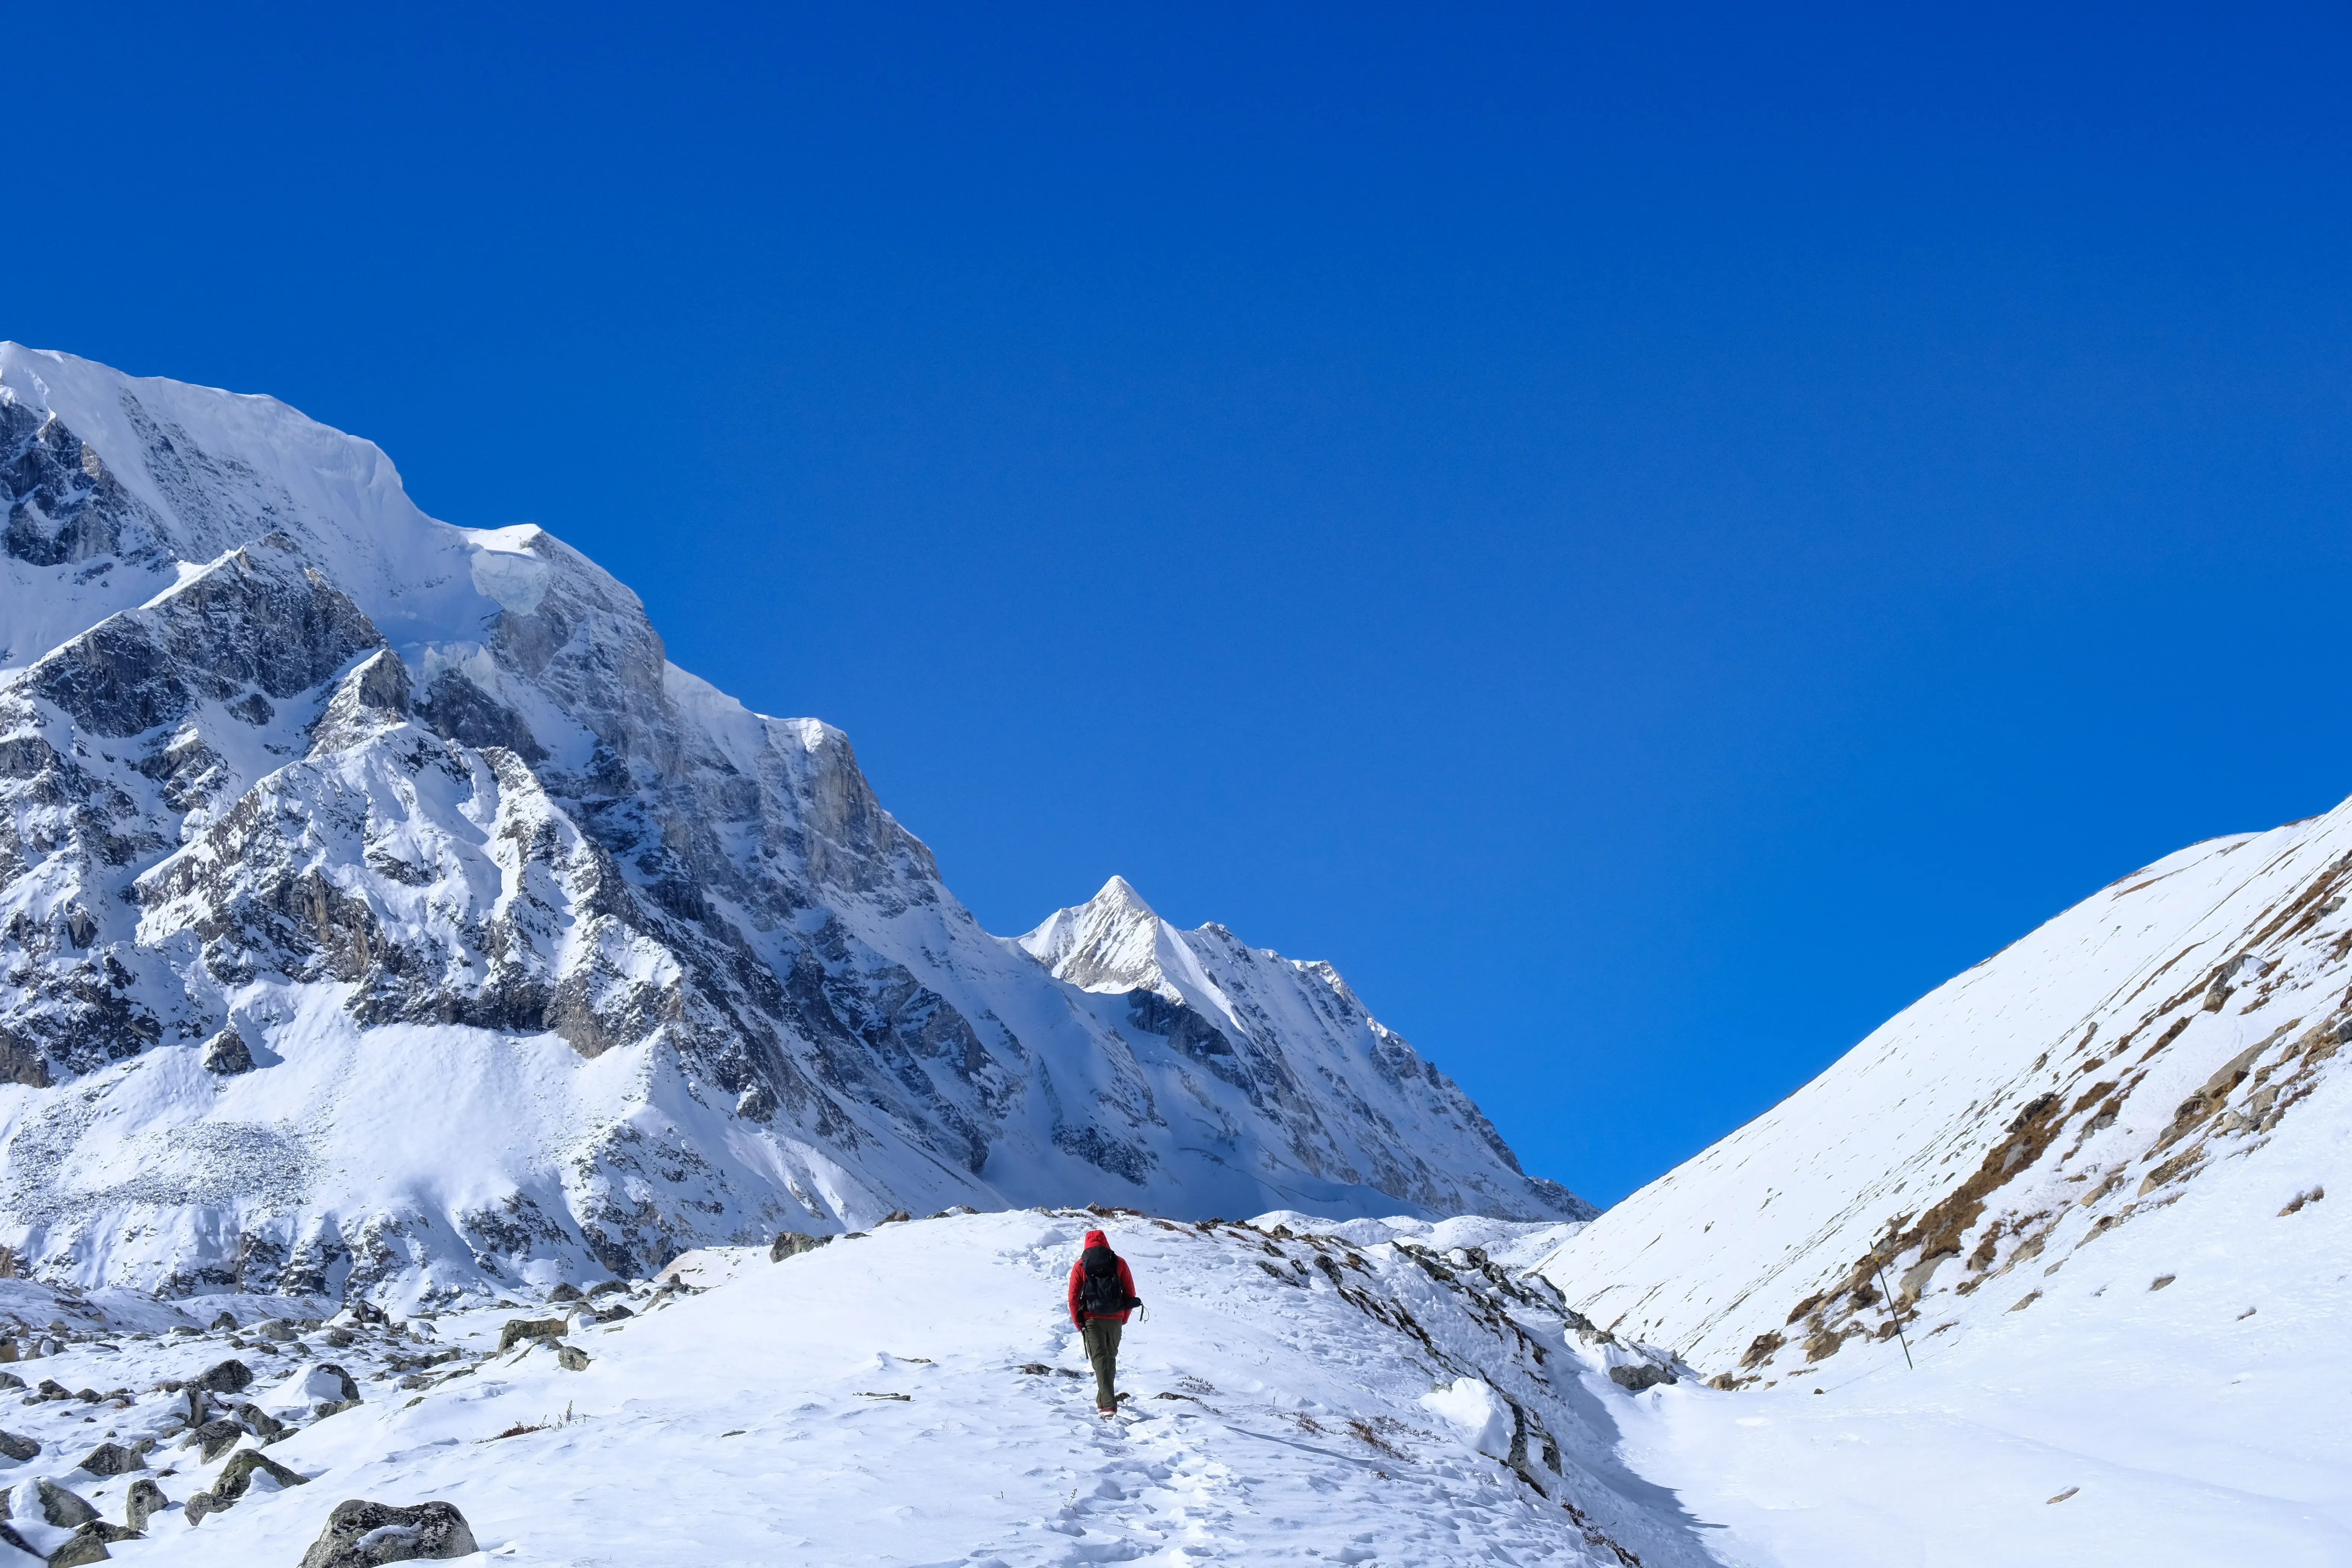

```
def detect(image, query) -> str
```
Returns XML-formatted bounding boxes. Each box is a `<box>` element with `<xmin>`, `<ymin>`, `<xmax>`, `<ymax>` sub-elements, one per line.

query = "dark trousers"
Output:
<box><xmin>1081</xmin><ymin>1317</ymin><xmax>1123</xmax><ymax>1407</ymax></box>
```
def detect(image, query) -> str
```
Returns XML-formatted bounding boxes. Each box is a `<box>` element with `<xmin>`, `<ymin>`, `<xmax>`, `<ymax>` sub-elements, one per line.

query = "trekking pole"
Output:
<box><xmin>1870</xmin><ymin>1250</ymin><xmax>1914</xmax><ymax>1370</ymax></box>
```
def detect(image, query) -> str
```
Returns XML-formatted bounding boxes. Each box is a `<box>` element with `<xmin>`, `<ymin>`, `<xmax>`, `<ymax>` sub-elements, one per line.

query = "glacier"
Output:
<box><xmin>0</xmin><ymin>344</ymin><xmax>1584</xmax><ymax>1306</ymax></box>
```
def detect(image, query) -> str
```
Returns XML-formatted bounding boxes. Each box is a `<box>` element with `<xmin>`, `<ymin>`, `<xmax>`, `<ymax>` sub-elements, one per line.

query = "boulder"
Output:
<box><xmin>769</xmin><ymin>1231</ymin><xmax>834</xmax><ymax>1263</ymax></box>
<box><xmin>497</xmin><ymin>1320</ymin><xmax>564</xmax><ymax>1353</ymax></box>
<box><xmin>229</xmin><ymin>1401</ymin><xmax>290</xmax><ymax>1442</ymax></box>
<box><xmin>879</xmin><ymin>1210</ymin><xmax>912</xmax><ymax>1225</ymax></box>
<box><xmin>556</xmin><ymin>1345</ymin><xmax>590</xmax><ymax>1372</ymax></box>
<box><xmin>74</xmin><ymin>1442</ymin><xmax>143</xmax><ymax>1476</ymax></box>
<box><xmin>313</xmin><ymin>1398</ymin><xmax>363</xmax><ymax>1419</ymax></box>
<box><xmin>190</xmin><ymin>1419</ymin><xmax>244</xmax><ymax>1462</ymax></box>
<box><xmin>33</xmin><ymin>1380</ymin><xmax>69</xmax><ymax>1401</ymax></box>
<box><xmin>124</xmin><ymin>1478</ymin><xmax>168</xmax><ymax>1531</ymax></box>
<box><xmin>303</xmin><ymin>1363</ymin><xmax>361</xmax><ymax>1404</ymax></box>
<box><xmin>546</xmin><ymin>1283</ymin><xmax>583</xmax><ymax>1303</ymax></box>
<box><xmin>297</xmin><ymin>1499</ymin><xmax>477</xmax><ymax>1566</ymax></box>
<box><xmin>183</xmin><ymin>1490</ymin><xmax>216</xmax><ymax>1526</ymax></box>
<box><xmin>0</xmin><ymin>1430</ymin><xmax>36</xmax><ymax>1462</ymax></box>
<box><xmin>44</xmin><ymin>1524</ymin><xmax>116</xmax><ymax>1565</ymax></box>
<box><xmin>258</xmin><ymin>1320</ymin><xmax>299</xmax><ymax>1343</ymax></box>
<box><xmin>208</xmin><ymin>1312</ymin><xmax>239</xmax><ymax>1332</ymax></box>
<box><xmin>595</xmin><ymin>1304</ymin><xmax>633</xmax><ymax>1322</ymax></box>
<box><xmin>210</xmin><ymin>1447</ymin><xmax>306</xmax><ymax>1507</ymax></box>
<box><xmin>200</xmin><ymin>1027</ymin><xmax>256</xmax><ymax>1076</ymax></box>
<box><xmin>37</xmin><ymin>1477</ymin><xmax>100</xmax><ymax>1527</ymax></box>
<box><xmin>1608</xmin><ymin>1363</ymin><xmax>1678</xmax><ymax>1393</ymax></box>
<box><xmin>586</xmin><ymin>1280</ymin><xmax>629</xmax><ymax>1299</ymax></box>
<box><xmin>191</xmin><ymin>1359</ymin><xmax>252</xmax><ymax>1395</ymax></box>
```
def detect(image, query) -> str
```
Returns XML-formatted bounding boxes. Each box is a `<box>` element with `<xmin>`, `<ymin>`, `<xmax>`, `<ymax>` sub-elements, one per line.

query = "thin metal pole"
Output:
<box><xmin>1873</xmin><ymin>1254</ymin><xmax>1915</xmax><ymax>1370</ymax></box>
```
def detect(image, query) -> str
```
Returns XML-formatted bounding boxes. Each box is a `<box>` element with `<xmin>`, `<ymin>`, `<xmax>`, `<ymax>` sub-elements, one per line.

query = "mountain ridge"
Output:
<box><xmin>0</xmin><ymin>344</ymin><xmax>1585</xmax><ymax>1304</ymax></box>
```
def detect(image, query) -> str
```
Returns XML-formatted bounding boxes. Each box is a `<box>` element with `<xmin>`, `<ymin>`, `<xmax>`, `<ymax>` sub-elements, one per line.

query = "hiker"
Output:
<box><xmin>1066</xmin><ymin>1228</ymin><xmax>1141</xmax><ymax>1415</ymax></box>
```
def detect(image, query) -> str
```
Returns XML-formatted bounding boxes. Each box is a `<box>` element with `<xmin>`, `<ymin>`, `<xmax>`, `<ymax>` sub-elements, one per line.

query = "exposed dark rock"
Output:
<box><xmin>199</xmin><ymin>1028</ymin><xmax>254</xmax><ymax>1075</ymax></box>
<box><xmin>878</xmin><ymin>1210</ymin><xmax>912</xmax><ymax>1225</ymax></box>
<box><xmin>190</xmin><ymin>1419</ymin><xmax>243</xmax><ymax>1462</ymax></box>
<box><xmin>770</xmin><ymin>1231</ymin><xmax>834</xmax><ymax>1263</ymax></box>
<box><xmin>37</xmin><ymin>1477</ymin><xmax>99</xmax><ymax>1527</ymax></box>
<box><xmin>546</xmin><ymin>1283</ymin><xmax>583</xmax><ymax>1303</ymax></box>
<box><xmin>303</xmin><ymin>1363</ymin><xmax>360</xmax><ymax>1403</ymax></box>
<box><xmin>556</xmin><ymin>1345</ymin><xmax>590</xmax><ymax>1372</ymax></box>
<box><xmin>0</xmin><ymin>1430</ymin><xmax>34</xmax><ymax>1461</ymax></box>
<box><xmin>209</xmin><ymin>1447</ymin><xmax>306</xmax><ymax>1507</ymax></box>
<box><xmin>297</xmin><ymin>1499</ymin><xmax>477</xmax><ymax>1566</ymax></box>
<box><xmin>497</xmin><ymin>1319</ymin><xmax>564</xmax><ymax>1353</ymax></box>
<box><xmin>73</xmin><ymin>1441</ymin><xmax>143</xmax><ymax>1475</ymax></box>
<box><xmin>123</xmin><ymin>1478</ymin><xmax>168</xmax><ymax>1532</ymax></box>
<box><xmin>229</xmin><ymin>1401</ymin><xmax>289</xmax><ymax>1442</ymax></box>
<box><xmin>1608</xmin><ymin>1363</ymin><xmax>1678</xmax><ymax>1393</ymax></box>
<box><xmin>208</xmin><ymin>1313</ymin><xmax>239</xmax><ymax>1332</ymax></box>
<box><xmin>190</xmin><ymin>1359</ymin><xmax>251</xmax><ymax>1394</ymax></box>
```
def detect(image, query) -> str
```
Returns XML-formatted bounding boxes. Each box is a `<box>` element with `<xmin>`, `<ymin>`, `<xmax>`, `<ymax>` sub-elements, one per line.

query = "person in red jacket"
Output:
<box><xmin>1066</xmin><ymin>1228</ymin><xmax>1140</xmax><ymax>1415</ymax></box>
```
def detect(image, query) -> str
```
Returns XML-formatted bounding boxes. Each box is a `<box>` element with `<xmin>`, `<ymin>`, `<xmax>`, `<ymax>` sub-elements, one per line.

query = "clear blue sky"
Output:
<box><xmin>12</xmin><ymin>4</ymin><xmax>2350</xmax><ymax>1204</ymax></box>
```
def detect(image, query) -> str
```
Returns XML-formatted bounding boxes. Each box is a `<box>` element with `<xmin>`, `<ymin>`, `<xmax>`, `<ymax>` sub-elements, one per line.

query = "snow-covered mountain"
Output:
<box><xmin>1539</xmin><ymin>796</ymin><xmax>2352</xmax><ymax>1563</ymax></box>
<box><xmin>0</xmin><ymin>344</ymin><xmax>1583</xmax><ymax>1304</ymax></box>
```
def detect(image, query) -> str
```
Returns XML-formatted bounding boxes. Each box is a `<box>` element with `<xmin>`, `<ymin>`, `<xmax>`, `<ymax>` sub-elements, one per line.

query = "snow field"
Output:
<box><xmin>0</xmin><ymin>1209</ymin><xmax>1731</xmax><ymax>1566</ymax></box>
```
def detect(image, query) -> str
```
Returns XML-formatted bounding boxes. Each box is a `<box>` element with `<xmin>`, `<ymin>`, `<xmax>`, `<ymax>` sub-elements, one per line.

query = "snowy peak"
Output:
<box><xmin>0</xmin><ymin>348</ymin><xmax>1586</xmax><ymax>1300</ymax></box>
<box><xmin>1017</xmin><ymin>875</ymin><xmax>1223</xmax><ymax>1006</ymax></box>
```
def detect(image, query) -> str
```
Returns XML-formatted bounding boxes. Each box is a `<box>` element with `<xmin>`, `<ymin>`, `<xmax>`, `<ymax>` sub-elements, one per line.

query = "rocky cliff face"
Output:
<box><xmin>0</xmin><ymin>345</ymin><xmax>1583</xmax><ymax>1303</ymax></box>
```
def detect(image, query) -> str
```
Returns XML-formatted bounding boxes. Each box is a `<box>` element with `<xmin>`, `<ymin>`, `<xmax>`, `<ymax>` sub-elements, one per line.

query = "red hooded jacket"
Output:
<box><xmin>1066</xmin><ymin>1229</ymin><xmax>1138</xmax><ymax>1326</ymax></box>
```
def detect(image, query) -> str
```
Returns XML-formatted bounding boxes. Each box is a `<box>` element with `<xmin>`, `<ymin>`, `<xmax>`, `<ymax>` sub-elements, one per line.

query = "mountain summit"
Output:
<box><xmin>0</xmin><ymin>346</ymin><xmax>1583</xmax><ymax>1303</ymax></box>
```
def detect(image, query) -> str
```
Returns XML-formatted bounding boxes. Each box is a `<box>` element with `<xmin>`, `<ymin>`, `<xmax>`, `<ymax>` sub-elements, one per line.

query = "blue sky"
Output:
<box><xmin>11</xmin><ymin>4</ymin><xmax>2351</xmax><ymax>1204</ymax></box>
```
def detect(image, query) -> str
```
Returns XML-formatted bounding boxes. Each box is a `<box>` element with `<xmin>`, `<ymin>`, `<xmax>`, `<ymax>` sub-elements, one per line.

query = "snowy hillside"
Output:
<box><xmin>0</xmin><ymin>345</ymin><xmax>1581</xmax><ymax>1304</ymax></box>
<box><xmin>1541</xmin><ymin>796</ymin><xmax>2352</xmax><ymax>1563</ymax></box>
<box><xmin>0</xmin><ymin>1207</ymin><xmax>1708</xmax><ymax>1566</ymax></box>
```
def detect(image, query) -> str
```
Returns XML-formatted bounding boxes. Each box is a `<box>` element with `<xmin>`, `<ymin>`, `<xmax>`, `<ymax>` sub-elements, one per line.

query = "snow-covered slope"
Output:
<box><xmin>0</xmin><ymin>1207</ymin><xmax>1712</xmax><ymax>1566</ymax></box>
<box><xmin>1541</xmin><ymin>797</ymin><xmax>2352</xmax><ymax>1563</ymax></box>
<box><xmin>0</xmin><ymin>345</ymin><xmax>1581</xmax><ymax>1305</ymax></box>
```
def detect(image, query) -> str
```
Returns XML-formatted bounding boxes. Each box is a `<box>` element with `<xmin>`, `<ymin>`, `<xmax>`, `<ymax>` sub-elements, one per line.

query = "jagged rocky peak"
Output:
<box><xmin>0</xmin><ymin>346</ymin><xmax>1587</xmax><ymax>1303</ymax></box>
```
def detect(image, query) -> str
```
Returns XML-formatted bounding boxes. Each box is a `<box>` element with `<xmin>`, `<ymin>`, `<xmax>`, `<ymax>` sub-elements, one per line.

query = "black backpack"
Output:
<box><xmin>1079</xmin><ymin>1243</ymin><xmax>1138</xmax><ymax>1316</ymax></box>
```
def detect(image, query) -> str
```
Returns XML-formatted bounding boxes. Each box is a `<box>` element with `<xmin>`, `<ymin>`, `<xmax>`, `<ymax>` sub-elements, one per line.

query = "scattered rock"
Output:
<box><xmin>556</xmin><ymin>1346</ymin><xmax>590</xmax><ymax>1372</ymax></box>
<box><xmin>190</xmin><ymin>1359</ymin><xmax>252</xmax><ymax>1395</ymax></box>
<box><xmin>497</xmin><ymin>1320</ymin><xmax>564</xmax><ymax>1354</ymax></box>
<box><xmin>2047</xmin><ymin>1485</ymin><xmax>2080</xmax><ymax>1504</ymax></box>
<box><xmin>297</xmin><ymin>1498</ymin><xmax>477</xmax><ymax>1566</ymax></box>
<box><xmin>2150</xmin><ymin>1274</ymin><xmax>2176</xmax><ymax>1291</ymax></box>
<box><xmin>314</xmin><ymin>1399</ymin><xmax>364</xmax><ymax>1419</ymax></box>
<box><xmin>322</xmin><ymin>1328</ymin><xmax>355</xmax><ymax>1349</ymax></box>
<box><xmin>37</xmin><ymin>1477</ymin><xmax>100</xmax><ymax>1527</ymax></box>
<box><xmin>304</xmin><ymin>1363</ymin><xmax>361</xmax><ymax>1404</ymax></box>
<box><xmin>74</xmin><ymin>1442</ymin><xmax>143</xmax><ymax>1476</ymax></box>
<box><xmin>1015</xmin><ymin>1363</ymin><xmax>1051</xmax><ymax>1375</ymax></box>
<box><xmin>210</xmin><ymin>1447</ymin><xmax>306</xmax><ymax>1508</ymax></box>
<box><xmin>208</xmin><ymin>1312</ymin><xmax>239</xmax><ymax>1333</ymax></box>
<box><xmin>33</xmin><ymin>1380</ymin><xmax>68</xmax><ymax>1401</ymax></box>
<box><xmin>586</xmin><ymin>1280</ymin><xmax>629</xmax><ymax>1299</ymax></box>
<box><xmin>230</xmin><ymin>1402</ymin><xmax>290</xmax><ymax>1442</ymax></box>
<box><xmin>124</xmin><ymin>1478</ymin><xmax>168</xmax><ymax>1531</ymax></box>
<box><xmin>769</xmin><ymin>1232</ymin><xmax>835</xmax><ymax>1263</ymax></box>
<box><xmin>190</xmin><ymin>1419</ymin><xmax>245</xmax><ymax>1461</ymax></box>
<box><xmin>44</xmin><ymin>1522</ymin><xmax>132</xmax><ymax>1565</ymax></box>
<box><xmin>546</xmin><ymin>1283</ymin><xmax>583</xmax><ymax>1303</ymax></box>
<box><xmin>1608</xmin><ymin>1364</ymin><xmax>1678</xmax><ymax>1393</ymax></box>
<box><xmin>183</xmin><ymin>1490</ymin><xmax>217</xmax><ymax>1526</ymax></box>
<box><xmin>2008</xmin><ymin>1291</ymin><xmax>2041</xmax><ymax>1312</ymax></box>
<box><xmin>200</xmin><ymin>1027</ymin><xmax>255</xmax><ymax>1076</ymax></box>
<box><xmin>596</xmin><ymin>1304</ymin><xmax>633</xmax><ymax>1322</ymax></box>
<box><xmin>259</xmin><ymin>1320</ymin><xmax>299</xmax><ymax>1343</ymax></box>
<box><xmin>879</xmin><ymin>1210</ymin><xmax>912</xmax><ymax>1225</ymax></box>
<box><xmin>0</xmin><ymin>1430</ymin><xmax>37</xmax><ymax>1461</ymax></box>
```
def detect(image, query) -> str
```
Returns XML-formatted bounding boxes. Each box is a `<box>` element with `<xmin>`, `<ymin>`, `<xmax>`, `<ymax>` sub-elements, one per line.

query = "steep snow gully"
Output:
<box><xmin>0</xmin><ymin>345</ymin><xmax>2342</xmax><ymax>1565</ymax></box>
